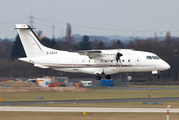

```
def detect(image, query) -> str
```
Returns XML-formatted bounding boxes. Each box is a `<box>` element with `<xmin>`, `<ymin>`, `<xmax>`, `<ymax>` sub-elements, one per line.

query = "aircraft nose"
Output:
<box><xmin>164</xmin><ymin>62</ymin><xmax>170</xmax><ymax>70</ymax></box>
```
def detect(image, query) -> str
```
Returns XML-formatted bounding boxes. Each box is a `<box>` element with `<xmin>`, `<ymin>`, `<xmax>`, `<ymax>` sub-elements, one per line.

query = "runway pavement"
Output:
<box><xmin>0</xmin><ymin>97</ymin><xmax>179</xmax><ymax>106</ymax></box>
<box><xmin>0</xmin><ymin>107</ymin><xmax>179</xmax><ymax>113</ymax></box>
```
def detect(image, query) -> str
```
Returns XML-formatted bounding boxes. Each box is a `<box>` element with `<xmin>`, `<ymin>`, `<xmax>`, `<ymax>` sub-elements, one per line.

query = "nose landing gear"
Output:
<box><xmin>153</xmin><ymin>74</ymin><xmax>160</xmax><ymax>79</ymax></box>
<box><xmin>152</xmin><ymin>71</ymin><xmax>160</xmax><ymax>79</ymax></box>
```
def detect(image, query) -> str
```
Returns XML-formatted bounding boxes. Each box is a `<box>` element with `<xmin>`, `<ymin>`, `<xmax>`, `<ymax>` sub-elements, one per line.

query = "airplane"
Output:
<box><xmin>14</xmin><ymin>24</ymin><xmax>170</xmax><ymax>80</ymax></box>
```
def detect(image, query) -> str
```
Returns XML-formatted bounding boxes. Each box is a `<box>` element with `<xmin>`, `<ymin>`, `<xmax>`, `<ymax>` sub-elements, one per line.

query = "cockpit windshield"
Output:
<box><xmin>146</xmin><ymin>56</ymin><xmax>160</xmax><ymax>60</ymax></box>
<box><xmin>146</xmin><ymin>56</ymin><xmax>152</xmax><ymax>59</ymax></box>
<box><xmin>152</xmin><ymin>56</ymin><xmax>160</xmax><ymax>59</ymax></box>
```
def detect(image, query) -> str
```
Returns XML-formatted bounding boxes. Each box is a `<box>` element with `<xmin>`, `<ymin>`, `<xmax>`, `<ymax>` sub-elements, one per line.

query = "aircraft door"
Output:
<box><xmin>136</xmin><ymin>56</ymin><xmax>141</xmax><ymax>65</ymax></box>
<box><xmin>72</xmin><ymin>58</ymin><xmax>78</xmax><ymax>70</ymax></box>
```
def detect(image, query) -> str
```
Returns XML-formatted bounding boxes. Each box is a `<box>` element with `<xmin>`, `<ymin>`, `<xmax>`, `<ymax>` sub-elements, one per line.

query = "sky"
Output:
<box><xmin>0</xmin><ymin>0</ymin><xmax>179</xmax><ymax>39</ymax></box>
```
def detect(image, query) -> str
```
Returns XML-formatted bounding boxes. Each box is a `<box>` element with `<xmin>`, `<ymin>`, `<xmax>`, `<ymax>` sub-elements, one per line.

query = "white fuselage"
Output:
<box><xmin>15</xmin><ymin>24</ymin><xmax>170</xmax><ymax>77</ymax></box>
<box><xmin>19</xmin><ymin>49</ymin><xmax>170</xmax><ymax>75</ymax></box>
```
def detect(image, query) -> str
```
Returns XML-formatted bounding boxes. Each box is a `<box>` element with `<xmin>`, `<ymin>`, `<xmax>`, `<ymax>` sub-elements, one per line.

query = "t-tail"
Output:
<box><xmin>15</xmin><ymin>24</ymin><xmax>59</xmax><ymax>57</ymax></box>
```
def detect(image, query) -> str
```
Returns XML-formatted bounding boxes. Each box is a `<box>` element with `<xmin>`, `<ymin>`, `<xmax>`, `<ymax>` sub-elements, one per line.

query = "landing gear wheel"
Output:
<box><xmin>153</xmin><ymin>74</ymin><xmax>160</xmax><ymax>79</ymax></box>
<box><xmin>96</xmin><ymin>75</ymin><xmax>102</xmax><ymax>80</ymax></box>
<box><xmin>155</xmin><ymin>74</ymin><xmax>160</xmax><ymax>79</ymax></box>
<box><xmin>106</xmin><ymin>75</ymin><xmax>111</xmax><ymax>80</ymax></box>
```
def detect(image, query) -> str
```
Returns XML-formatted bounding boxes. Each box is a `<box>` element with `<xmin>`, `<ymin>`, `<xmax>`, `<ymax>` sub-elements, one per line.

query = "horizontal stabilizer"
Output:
<box><xmin>15</xmin><ymin>24</ymin><xmax>30</xmax><ymax>29</ymax></box>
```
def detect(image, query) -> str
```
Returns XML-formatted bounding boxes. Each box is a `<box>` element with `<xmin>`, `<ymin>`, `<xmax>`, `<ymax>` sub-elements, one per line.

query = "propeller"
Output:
<box><xmin>116</xmin><ymin>52</ymin><xmax>123</xmax><ymax>64</ymax></box>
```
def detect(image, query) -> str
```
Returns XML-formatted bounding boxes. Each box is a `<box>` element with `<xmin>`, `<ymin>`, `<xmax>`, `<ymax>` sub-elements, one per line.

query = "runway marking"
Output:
<box><xmin>0</xmin><ymin>107</ymin><xmax>179</xmax><ymax>113</ymax></box>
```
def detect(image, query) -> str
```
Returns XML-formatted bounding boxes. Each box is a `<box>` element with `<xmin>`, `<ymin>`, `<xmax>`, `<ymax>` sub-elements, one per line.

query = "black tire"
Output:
<box><xmin>155</xmin><ymin>74</ymin><xmax>160</xmax><ymax>79</ymax></box>
<box><xmin>96</xmin><ymin>75</ymin><xmax>102</xmax><ymax>80</ymax></box>
<box><xmin>106</xmin><ymin>75</ymin><xmax>111</xmax><ymax>80</ymax></box>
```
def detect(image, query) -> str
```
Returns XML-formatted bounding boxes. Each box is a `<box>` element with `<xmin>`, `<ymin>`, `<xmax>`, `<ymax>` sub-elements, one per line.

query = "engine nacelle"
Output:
<box><xmin>89</xmin><ymin>50</ymin><xmax>118</xmax><ymax>61</ymax></box>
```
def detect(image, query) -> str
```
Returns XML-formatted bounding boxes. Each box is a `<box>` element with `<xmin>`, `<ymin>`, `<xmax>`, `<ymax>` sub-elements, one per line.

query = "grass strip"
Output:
<box><xmin>15</xmin><ymin>101</ymin><xmax>179</xmax><ymax>108</ymax></box>
<box><xmin>0</xmin><ymin>89</ymin><xmax>179</xmax><ymax>101</ymax></box>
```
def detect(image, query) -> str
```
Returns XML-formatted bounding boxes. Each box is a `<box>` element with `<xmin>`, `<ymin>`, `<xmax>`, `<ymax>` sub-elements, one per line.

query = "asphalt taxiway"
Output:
<box><xmin>0</xmin><ymin>97</ymin><xmax>179</xmax><ymax>106</ymax></box>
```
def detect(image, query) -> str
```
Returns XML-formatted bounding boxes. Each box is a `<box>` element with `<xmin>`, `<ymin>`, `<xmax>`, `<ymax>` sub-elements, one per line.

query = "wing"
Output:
<box><xmin>73</xmin><ymin>50</ymin><xmax>118</xmax><ymax>61</ymax></box>
<box><xmin>75</xmin><ymin>50</ymin><xmax>101</xmax><ymax>56</ymax></box>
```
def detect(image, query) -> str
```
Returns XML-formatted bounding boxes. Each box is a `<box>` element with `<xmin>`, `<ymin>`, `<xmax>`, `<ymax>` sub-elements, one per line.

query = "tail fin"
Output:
<box><xmin>15</xmin><ymin>24</ymin><xmax>55</xmax><ymax>57</ymax></box>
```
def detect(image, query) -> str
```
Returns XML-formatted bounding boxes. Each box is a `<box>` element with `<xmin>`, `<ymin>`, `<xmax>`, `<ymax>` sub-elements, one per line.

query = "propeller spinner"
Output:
<box><xmin>116</xmin><ymin>52</ymin><xmax>123</xmax><ymax>62</ymax></box>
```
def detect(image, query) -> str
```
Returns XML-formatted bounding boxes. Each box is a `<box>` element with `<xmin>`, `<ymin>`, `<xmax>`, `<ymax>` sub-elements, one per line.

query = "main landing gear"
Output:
<box><xmin>96</xmin><ymin>75</ymin><xmax>102</xmax><ymax>80</ymax></box>
<box><xmin>105</xmin><ymin>75</ymin><xmax>111</xmax><ymax>79</ymax></box>
<box><xmin>96</xmin><ymin>74</ymin><xmax>111</xmax><ymax>80</ymax></box>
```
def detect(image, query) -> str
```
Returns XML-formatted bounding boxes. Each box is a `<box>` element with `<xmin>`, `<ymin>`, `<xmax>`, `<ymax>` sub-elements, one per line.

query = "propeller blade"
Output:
<box><xmin>116</xmin><ymin>52</ymin><xmax>123</xmax><ymax>63</ymax></box>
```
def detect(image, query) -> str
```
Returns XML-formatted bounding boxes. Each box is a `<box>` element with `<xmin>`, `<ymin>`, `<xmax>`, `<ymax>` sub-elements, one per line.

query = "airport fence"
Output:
<box><xmin>0</xmin><ymin>77</ymin><xmax>128</xmax><ymax>88</ymax></box>
<box><xmin>69</xmin><ymin>78</ymin><xmax>128</xmax><ymax>87</ymax></box>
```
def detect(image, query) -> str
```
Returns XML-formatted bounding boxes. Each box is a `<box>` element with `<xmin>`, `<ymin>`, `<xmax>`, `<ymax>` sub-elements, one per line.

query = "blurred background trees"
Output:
<box><xmin>11</xmin><ymin>35</ymin><xmax>26</xmax><ymax>60</ymax></box>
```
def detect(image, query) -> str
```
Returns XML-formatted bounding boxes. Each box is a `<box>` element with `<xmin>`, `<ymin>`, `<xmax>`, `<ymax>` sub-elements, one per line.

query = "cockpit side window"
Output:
<box><xmin>146</xmin><ymin>56</ymin><xmax>152</xmax><ymax>59</ymax></box>
<box><xmin>146</xmin><ymin>56</ymin><xmax>160</xmax><ymax>60</ymax></box>
<box><xmin>152</xmin><ymin>56</ymin><xmax>160</xmax><ymax>59</ymax></box>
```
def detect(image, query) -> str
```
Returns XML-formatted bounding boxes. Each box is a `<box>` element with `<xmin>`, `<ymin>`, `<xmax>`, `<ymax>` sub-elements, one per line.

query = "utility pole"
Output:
<box><xmin>29</xmin><ymin>12</ymin><xmax>34</xmax><ymax>28</ymax></box>
<box><xmin>52</xmin><ymin>25</ymin><xmax>55</xmax><ymax>38</ymax></box>
<box><xmin>62</xmin><ymin>31</ymin><xmax>63</xmax><ymax>38</ymax></box>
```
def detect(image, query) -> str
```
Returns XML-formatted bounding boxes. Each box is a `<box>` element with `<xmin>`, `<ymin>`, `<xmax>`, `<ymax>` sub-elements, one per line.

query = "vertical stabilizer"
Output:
<box><xmin>15</xmin><ymin>24</ymin><xmax>50</xmax><ymax>57</ymax></box>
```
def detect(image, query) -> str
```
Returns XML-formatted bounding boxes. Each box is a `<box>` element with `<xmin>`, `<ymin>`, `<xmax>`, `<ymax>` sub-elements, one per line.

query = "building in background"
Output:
<box><xmin>38</xmin><ymin>31</ymin><xmax>45</xmax><ymax>40</ymax></box>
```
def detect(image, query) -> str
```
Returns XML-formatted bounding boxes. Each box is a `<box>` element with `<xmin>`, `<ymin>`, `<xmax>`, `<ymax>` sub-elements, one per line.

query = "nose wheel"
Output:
<box><xmin>152</xmin><ymin>74</ymin><xmax>160</xmax><ymax>79</ymax></box>
<box><xmin>152</xmin><ymin>71</ymin><xmax>160</xmax><ymax>79</ymax></box>
<box><xmin>154</xmin><ymin>74</ymin><xmax>160</xmax><ymax>79</ymax></box>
